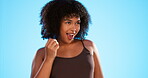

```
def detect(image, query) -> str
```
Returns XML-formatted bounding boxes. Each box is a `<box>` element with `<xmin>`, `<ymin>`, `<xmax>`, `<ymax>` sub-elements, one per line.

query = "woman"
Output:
<box><xmin>31</xmin><ymin>0</ymin><xmax>103</xmax><ymax>78</ymax></box>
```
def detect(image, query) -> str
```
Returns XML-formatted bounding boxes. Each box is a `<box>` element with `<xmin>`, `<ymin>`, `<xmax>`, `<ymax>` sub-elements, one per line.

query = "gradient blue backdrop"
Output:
<box><xmin>0</xmin><ymin>0</ymin><xmax>148</xmax><ymax>78</ymax></box>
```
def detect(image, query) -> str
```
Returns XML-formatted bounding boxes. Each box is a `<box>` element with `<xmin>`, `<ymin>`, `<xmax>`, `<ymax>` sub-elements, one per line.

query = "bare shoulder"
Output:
<box><xmin>36</xmin><ymin>47</ymin><xmax>45</xmax><ymax>55</ymax></box>
<box><xmin>82</xmin><ymin>39</ymin><xmax>95</xmax><ymax>55</ymax></box>
<box><xmin>31</xmin><ymin>47</ymin><xmax>45</xmax><ymax>66</ymax></box>
<box><xmin>34</xmin><ymin>47</ymin><xmax>45</xmax><ymax>60</ymax></box>
<box><xmin>83</xmin><ymin>39</ymin><xmax>96</xmax><ymax>49</ymax></box>
<box><xmin>31</xmin><ymin>47</ymin><xmax>45</xmax><ymax>78</ymax></box>
<box><xmin>83</xmin><ymin>39</ymin><xmax>99</xmax><ymax>55</ymax></box>
<box><xmin>83</xmin><ymin>39</ymin><xmax>94</xmax><ymax>46</ymax></box>
<box><xmin>32</xmin><ymin>47</ymin><xmax>45</xmax><ymax>70</ymax></box>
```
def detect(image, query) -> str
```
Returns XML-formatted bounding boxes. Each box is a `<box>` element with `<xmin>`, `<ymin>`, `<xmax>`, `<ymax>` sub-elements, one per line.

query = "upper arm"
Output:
<box><xmin>83</xmin><ymin>40</ymin><xmax>103</xmax><ymax>78</ymax></box>
<box><xmin>30</xmin><ymin>48</ymin><xmax>45</xmax><ymax>78</ymax></box>
<box><xmin>92</xmin><ymin>42</ymin><xmax>104</xmax><ymax>78</ymax></box>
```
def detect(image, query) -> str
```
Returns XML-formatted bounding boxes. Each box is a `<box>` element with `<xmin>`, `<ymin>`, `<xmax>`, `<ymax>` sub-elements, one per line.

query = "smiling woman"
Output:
<box><xmin>60</xmin><ymin>17</ymin><xmax>81</xmax><ymax>43</ymax></box>
<box><xmin>30</xmin><ymin>0</ymin><xmax>103</xmax><ymax>78</ymax></box>
<box><xmin>40</xmin><ymin>0</ymin><xmax>90</xmax><ymax>40</ymax></box>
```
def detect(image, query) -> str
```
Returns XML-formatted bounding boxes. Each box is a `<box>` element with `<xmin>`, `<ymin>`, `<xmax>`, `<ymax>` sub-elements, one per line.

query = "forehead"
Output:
<box><xmin>63</xmin><ymin>16</ymin><xmax>80</xmax><ymax>21</ymax></box>
<box><xmin>63</xmin><ymin>13</ymin><xmax>80</xmax><ymax>20</ymax></box>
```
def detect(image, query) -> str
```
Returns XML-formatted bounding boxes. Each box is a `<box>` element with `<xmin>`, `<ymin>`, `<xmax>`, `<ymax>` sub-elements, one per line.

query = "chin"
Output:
<box><xmin>66</xmin><ymin>39</ymin><xmax>74</xmax><ymax>44</ymax></box>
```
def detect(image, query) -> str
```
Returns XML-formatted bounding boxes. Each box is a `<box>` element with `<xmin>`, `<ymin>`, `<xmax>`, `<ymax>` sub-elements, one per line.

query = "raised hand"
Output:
<box><xmin>45</xmin><ymin>39</ymin><xmax>59</xmax><ymax>59</ymax></box>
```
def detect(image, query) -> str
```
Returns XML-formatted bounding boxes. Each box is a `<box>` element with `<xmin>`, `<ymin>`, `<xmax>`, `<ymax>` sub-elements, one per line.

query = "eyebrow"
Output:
<box><xmin>64</xmin><ymin>19</ymin><xmax>81</xmax><ymax>22</ymax></box>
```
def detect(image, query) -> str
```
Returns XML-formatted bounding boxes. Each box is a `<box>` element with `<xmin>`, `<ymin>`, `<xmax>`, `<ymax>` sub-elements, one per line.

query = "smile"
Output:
<box><xmin>66</xmin><ymin>33</ymin><xmax>75</xmax><ymax>40</ymax></box>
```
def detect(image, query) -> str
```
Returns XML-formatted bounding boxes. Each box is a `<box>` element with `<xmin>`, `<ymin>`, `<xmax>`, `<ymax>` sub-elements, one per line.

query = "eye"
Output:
<box><xmin>76</xmin><ymin>21</ymin><xmax>81</xmax><ymax>25</ymax></box>
<box><xmin>76</xmin><ymin>22</ymin><xmax>80</xmax><ymax>24</ymax></box>
<box><xmin>65</xmin><ymin>22</ymin><xmax>71</xmax><ymax>24</ymax></box>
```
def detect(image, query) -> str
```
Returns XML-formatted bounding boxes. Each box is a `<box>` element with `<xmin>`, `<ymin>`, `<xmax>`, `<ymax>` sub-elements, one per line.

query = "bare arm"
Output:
<box><xmin>92</xmin><ymin>42</ymin><xmax>104</xmax><ymax>78</ymax></box>
<box><xmin>83</xmin><ymin>40</ymin><xmax>104</xmax><ymax>78</ymax></box>
<box><xmin>30</xmin><ymin>39</ymin><xmax>59</xmax><ymax>78</ymax></box>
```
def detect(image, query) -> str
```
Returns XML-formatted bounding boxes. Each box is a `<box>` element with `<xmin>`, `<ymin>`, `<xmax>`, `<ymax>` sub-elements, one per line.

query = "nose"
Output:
<box><xmin>71</xmin><ymin>24</ymin><xmax>76</xmax><ymax>33</ymax></box>
<box><xmin>72</xmin><ymin>29</ymin><xmax>76</xmax><ymax>34</ymax></box>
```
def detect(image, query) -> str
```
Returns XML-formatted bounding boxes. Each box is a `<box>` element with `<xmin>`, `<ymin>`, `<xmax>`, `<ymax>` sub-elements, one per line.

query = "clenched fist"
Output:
<box><xmin>45</xmin><ymin>39</ymin><xmax>59</xmax><ymax>59</ymax></box>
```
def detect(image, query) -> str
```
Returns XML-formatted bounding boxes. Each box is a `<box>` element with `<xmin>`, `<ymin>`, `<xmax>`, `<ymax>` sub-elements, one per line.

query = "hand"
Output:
<box><xmin>45</xmin><ymin>38</ymin><xmax>59</xmax><ymax>59</ymax></box>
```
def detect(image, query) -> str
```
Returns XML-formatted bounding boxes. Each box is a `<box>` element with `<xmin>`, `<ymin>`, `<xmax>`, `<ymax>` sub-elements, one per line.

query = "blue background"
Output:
<box><xmin>0</xmin><ymin>0</ymin><xmax>148</xmax><ymax>78</ymax></box>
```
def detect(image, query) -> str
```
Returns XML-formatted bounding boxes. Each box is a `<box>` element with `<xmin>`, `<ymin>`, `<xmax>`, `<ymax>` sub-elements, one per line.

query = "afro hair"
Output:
<box><xmin>40</xmin><ymin>0</ymin><xmax>91</xmax><ymax>40</ymax></box>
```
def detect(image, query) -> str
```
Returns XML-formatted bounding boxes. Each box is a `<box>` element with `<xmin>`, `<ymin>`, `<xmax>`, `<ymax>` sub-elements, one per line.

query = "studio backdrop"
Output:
<box><xmin>0</xmin><ymin>0</ymin><xmax>148</xmax><ymax>78</ymax></box>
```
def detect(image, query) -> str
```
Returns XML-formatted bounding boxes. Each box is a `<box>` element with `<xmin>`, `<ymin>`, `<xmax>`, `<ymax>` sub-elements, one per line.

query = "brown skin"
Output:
<box><xmin>30</xmin><ymin>17</ymin><xmax>103</xmax><ymax>78</ymax></box>
<box><xmin>83</xmin><ymin>40</ymin><xmax>104</xmax><ymax>78</ymax></box>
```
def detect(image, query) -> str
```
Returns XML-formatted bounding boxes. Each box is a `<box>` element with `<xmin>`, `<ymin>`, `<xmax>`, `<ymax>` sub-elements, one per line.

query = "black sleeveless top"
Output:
<box><xmin>50</xmin><ymin>41</ymin><xmax>94</xmax><ymax>78</ymax></box>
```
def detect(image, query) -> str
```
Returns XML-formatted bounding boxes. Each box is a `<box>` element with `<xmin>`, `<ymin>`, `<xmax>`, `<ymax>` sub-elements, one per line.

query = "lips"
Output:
<box><xmin>66</xmin><ymin>33</ymin><xmax>75</xmax><ymax>40</ymax></box>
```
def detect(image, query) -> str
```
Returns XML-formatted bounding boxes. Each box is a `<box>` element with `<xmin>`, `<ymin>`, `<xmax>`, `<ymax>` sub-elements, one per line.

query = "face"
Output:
<box><xmin>58</xmin><ymin>16</ymin><xmax>81</xmax><ymax>44</ymax></box>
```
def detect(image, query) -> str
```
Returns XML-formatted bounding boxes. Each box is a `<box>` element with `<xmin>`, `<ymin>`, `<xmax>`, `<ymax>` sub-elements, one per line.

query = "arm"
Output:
<box><xmin>92</xmin><ymin>42</ymin><xmax>104</xmax><ymax>78</ymax></box>
<box><xmin>30</xmin><ymin>48</ymin><xmax>55</xmax><ymax>78</ymax></box>
<box><xmin>30</xmin><ymin>39</ymin><xmax>59</xmax><ymax>78</ymax></box>
<box><xmin>83</xmin><ymin>40</ymin><xmax>104</xmax><ymax>78</ymax></box>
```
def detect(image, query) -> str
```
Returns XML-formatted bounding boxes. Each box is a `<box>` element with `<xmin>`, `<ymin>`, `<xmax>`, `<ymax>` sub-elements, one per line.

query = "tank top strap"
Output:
<box><xmin>81</xmin><ymin>40</ymin><xmax>92</xmax><ymax>55</ymax></box>
<box><xmin>81</xmin><ymin>40</ymin><xmax>85</xmax><ymax>48</ymax></box>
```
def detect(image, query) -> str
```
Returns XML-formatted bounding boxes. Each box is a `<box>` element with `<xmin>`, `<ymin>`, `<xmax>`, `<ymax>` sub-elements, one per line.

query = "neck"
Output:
<box><xmin>57</xmin><ymin>36</ymin><xmax>67</xmax><ymax>46</ymax></box>
<box><xmin>57</xmin><ymin>39</ymin><xmax>75</xmax><ymax>47</ymax></box>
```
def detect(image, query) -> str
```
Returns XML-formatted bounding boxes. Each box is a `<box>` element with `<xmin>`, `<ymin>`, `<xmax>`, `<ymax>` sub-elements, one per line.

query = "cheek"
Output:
<box><xmin>60</xmin><ymin>25</ymin><xmax>68</xmax><ymax>35</ymax></box>
<box><xmin>77</xmin><ymin>26</ymin><xmax>80</xmax><ymax>32</ymax></box>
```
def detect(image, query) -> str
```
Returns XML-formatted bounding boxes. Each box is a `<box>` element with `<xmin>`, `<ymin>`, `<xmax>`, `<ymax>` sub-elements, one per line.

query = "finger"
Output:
<box><xmin>50</xmin><ymin>39</ymin><xmax>58</xmax><ymax>48</ymax></box>
<box><xmin>53</xmin><ymin>42</ymin><xmax>59</xmax><ymax>50</ymax></box>
<box><xmin>45</xmin><ymin>39</ymin><xmax>57</xmax><ymax>47</ymax></box>
<box><xmin>45</xmin><ymin>38</ymin><xmax>52</xmax><ymax>47</ymax></box>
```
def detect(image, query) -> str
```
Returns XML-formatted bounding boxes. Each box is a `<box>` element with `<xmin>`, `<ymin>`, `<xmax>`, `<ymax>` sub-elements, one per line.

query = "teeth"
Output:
<box><xmin>69</xmin><ymin>34</ymin><xmax>74</xmax><ymax>35</ymax></box>
<box><xmin>67</xmin><ymin>33</ymin><xmax>74</xmax><ymax>35</ymax></box>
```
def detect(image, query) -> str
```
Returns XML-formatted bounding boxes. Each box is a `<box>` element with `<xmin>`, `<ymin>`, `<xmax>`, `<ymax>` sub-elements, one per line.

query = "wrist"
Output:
<box><xmin>44</xmin><ymin>56</ymin><xmax>55</xmax><ymax>62</ymax></box>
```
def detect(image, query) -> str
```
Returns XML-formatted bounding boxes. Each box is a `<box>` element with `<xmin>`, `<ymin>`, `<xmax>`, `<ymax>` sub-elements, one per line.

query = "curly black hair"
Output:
<box><xmin>40</xmin><ymin>0</ymin><xmax>91</xmax><ymax>40</ymax></box>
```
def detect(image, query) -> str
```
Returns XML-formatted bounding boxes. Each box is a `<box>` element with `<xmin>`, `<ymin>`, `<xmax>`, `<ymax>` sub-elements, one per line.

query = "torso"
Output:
<box><xmin>49</xmin><ymin>40</ymin><xmax>95</xmax><ymax>78</ymax></box>
<box><xmin>57</xmin><ymin>40</ymin><xmax>84</xmax><ymax>58</ymax></box>
<box><xmin>40</xmin><ymin>40</ymin><xmax>93</xmax><ymax>60</ymax></box>
<box><xmin>37</xmin><ymin>40</ymin><xmax>95</xmax><ymax>78</ymax></box>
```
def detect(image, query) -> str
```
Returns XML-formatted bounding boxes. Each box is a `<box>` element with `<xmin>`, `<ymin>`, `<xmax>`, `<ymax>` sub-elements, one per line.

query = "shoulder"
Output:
<box><xmin>31</xmin><ymin>47</ymin><xmax>45</xmax><ymax>78</ymax></box>
<box><xmin>82</xmin><ymin>39</ymin><xmax>96</xmax><ymax>55</ymax></box>
<box><xmin>32</xmin><ymin>47</ymin><xmax>45</xmax><ymax>67</ymax></box>
<box><xmin>82</xmin><ymin>39</ymin><xmax>96</xmax><ymax>49</ymax></box>
<box><xmin>83</xmin><ymin>39</ymin><xmax>94</xmax><ymax>46</ymax></box>
<box><xmin>34</xmin><ymin>47</ymin><xmax>45</xmax><ymax>60</ymax></box>
<box><xmin>36</xmin><ymin>47</ymin><xmax>45</xmax><ymax>55</ymax></box>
